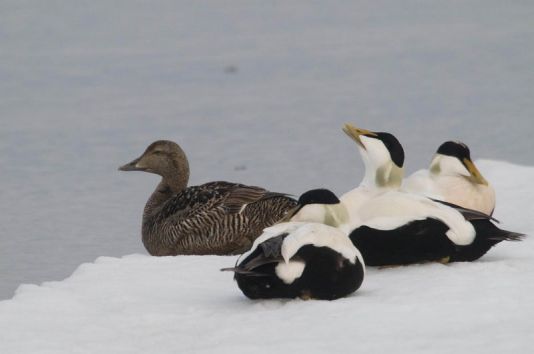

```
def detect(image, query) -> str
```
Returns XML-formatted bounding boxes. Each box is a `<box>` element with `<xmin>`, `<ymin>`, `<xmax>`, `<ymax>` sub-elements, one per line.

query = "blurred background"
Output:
<box><xmin>1</xmin><ymin>0</ymin><xmax>533</xmax><ymax>299</ymax></box>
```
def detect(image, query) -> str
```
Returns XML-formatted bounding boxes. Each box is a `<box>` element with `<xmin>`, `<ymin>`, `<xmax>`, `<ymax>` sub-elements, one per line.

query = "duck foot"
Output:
<box><xmin>299</xmin><ymin>290</ymin><xmax>312</xmax><ymax>300</ymax></box>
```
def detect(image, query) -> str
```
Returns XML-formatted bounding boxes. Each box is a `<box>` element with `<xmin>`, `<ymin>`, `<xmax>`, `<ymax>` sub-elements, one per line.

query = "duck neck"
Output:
<box><xmin>361</xmin><ymin>159</ymin><xmax>403</xmax><ymax>190</ymax></box>
<box><xmin>143</xmin><ymin>181</ymin><xmax>173</xmax><ymax>220</ymax></box>
<box><xmin>324</xmin><ymin>204</ymin><xmax>350</xmax><ymax>228</ymax></box>
<box><xmin>143</xmin><ymin>161</ymin><xmax>190</xmax><ymax>219</ymax></box>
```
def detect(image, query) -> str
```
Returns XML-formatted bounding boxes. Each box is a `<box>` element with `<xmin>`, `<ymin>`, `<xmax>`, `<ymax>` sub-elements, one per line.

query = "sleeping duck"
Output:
<box><xmin>347</xmin><ymin>190</ymin><xmax>523</xmax><ymax>266</ymax></box>
<box><xmin>223</xmin><ymin>189</ymin><xmax>365</xmax><ymax>300</ymax></box>
<box><xmin>119</xmin><ymin>140</ymin><xmax>297</xmax><ymax>256</ymax></box>
<box><xmin>403</xmin><ymin>141</ymin><xmax>496</xmax><ymax>215</ymax></box>
<box><xmin>288</xmin><ymin>188</ymin><xmax>522</xmax><ymax>267</ymax></box>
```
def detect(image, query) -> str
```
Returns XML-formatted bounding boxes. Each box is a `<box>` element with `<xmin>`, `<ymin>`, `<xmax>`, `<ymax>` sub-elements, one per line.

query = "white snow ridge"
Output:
<box><xmin>0</xmin><ymin>160</ymin><xmax>532</xmax><ymax>353</ymax></box>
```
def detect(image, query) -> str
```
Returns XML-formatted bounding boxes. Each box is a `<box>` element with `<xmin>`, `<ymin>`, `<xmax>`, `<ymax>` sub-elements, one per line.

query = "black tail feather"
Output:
<box><xmin>430</xmin><ymin>198</ymin><xmax>500</xmax><ymax>223</ymax></box>
<box><xmin>487</xmin><ymin>230</ymin><xmax>525</xmax><ymax>242</ymax></box>
<box><xmin>452</xmin><ymin>220</ymin><xmax>525</xmax><ymax>262</ymax></box>
<box><xmin>220</xmin><ymin>267</ymin><xmax>269</xmax><ymax>276</ymax></box>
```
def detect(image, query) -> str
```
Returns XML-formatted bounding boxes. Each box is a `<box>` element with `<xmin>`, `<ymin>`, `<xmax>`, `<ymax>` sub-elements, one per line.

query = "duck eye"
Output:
<box><xmin>153</xmin><ymin>150</ymin><xmax>164</xmax><ymax>155</ymax></box>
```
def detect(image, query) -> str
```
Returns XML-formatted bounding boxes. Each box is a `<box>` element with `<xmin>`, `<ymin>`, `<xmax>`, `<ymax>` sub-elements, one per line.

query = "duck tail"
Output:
<box><xmin>220</xmin><ymin>267</ymin><xmax>269</xmax><ymax>276</ymax></box>
<box><xmin>486</xmin><ymin>229</ymin><xmax>525</xmax><ymax>242</ymax></box>
<box><xmin>452</xmin><ymin>220</ymin><xmax>525</xmax><ymax>262</ymax></box>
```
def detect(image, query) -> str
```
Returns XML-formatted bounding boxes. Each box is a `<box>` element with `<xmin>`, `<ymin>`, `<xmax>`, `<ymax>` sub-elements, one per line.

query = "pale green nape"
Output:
<box><xmin>430</xmin><ymin>156</ymin><xmax>441</xmax><ymax>174</ymax></box>
<box><xmin>324</xmin><ymin>204</ymin><xmax>350</xmax><ymax>227</ymax></box>
<box><xmin>375</xmin><ymin>162</ymin><xmax>404</xmax><ymax>188</ymax></box>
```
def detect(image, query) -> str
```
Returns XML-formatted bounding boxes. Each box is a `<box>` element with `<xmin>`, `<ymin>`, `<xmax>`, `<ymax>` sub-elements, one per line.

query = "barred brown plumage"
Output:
<box><xmin>120</xmin><ymin>140</ymin><xmax>297</xmax><ymax>256</ymax></box>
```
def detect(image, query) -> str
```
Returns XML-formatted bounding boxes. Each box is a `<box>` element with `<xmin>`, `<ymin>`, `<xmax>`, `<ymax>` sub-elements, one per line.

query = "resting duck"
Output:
<box><xmin>347</xmin><ymin>190</ymin><xmax>523</xmax><ymax>266</ymax></box>
<box><xmin>119</xmin><ymin>140</ymin><xmax>297</xmax><ymax>256</ymax></box>
<box><xmin>223</xmin><ymin>189</ymin><xmax>365</xmax><ymax>300</ymax></box>
<box><xmin>335</xmin><ymin>127</ymin><xmax>523</xmax><ymax>266</ymax></box>
<box><xmin>403</xmin><ymin>141</ymin><xmax>496</xmax><ymax>215</ymax></box>
<box><xmin>286</xmin><ymin>188</ymin><xmax>522</xmax><ymax>267</ymax></box>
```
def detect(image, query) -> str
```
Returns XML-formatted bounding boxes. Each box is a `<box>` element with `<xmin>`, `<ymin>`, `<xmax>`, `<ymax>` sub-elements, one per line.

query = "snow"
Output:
<box><xmin>0</xmin><ymin>159</ymin><xmax>532</xmax><ymax>353</ymax></box>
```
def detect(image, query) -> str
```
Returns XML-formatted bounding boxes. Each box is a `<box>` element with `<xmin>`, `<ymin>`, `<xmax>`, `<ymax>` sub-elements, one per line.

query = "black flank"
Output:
<box><xmin>234</xmin><ymin>245</ymin><xmax>364</xmax><ymax>300</ymax></box>
<box><xmin>349</xmin><ymin>218</ymin><xmax>454</xmax><ymax>266</ymax></box>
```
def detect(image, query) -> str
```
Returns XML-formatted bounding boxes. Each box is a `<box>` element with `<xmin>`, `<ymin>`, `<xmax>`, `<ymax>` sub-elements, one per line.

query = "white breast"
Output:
<box><xmin>280</xmin><ymin>223</ymin><xmax>363</xmax><ymax>267</ymax></box>
<box><xmin>431</xmin><ymin>175</ymin><xmax>495</xmax><ymax>215</ymax></box>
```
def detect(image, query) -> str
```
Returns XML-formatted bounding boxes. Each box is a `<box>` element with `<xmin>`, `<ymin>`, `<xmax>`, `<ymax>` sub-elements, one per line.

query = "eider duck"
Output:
<box><xmin>119</xmin><ymin>140</ymin><xmax>297</xmax><ymax>256</ymax></box>
<box><xmin>348</xmin><ymin>190</ymin><xmax>523</xmax><ymax>266</ymax></box>
<box><xmin>223</xmin><ymin>189</ymin><xmax>365</xmax><ymax>300</ymax></box>
<box><xmin>340</xmin><ymin>123</ymin><xmax>405</xmax><ymax>226</ymax></box>
<box><xmin>285</xmin><ymin>187</ymin><xmax>351</xmax><ymax>230</ymax></box>
<box><xmin>403</xmin><ymin>141</ymin><xmax>496</xmax><ymax>215</ymax></box>
<box><xmin>337</xmin><ymin>129</ymin><xmax>523</xmax><ymax>266</ymax></box>
<box><xmin>290</xmin><ymin>189</ymin><xmax>522</xmax><ymax>267</ymax></box>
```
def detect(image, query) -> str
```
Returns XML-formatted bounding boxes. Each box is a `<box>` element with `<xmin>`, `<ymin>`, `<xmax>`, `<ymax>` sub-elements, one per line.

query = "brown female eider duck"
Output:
<box><xmin>119</xmin><ymin>140</ymin><xmax>297</xmax><ymax>256</ymax></box>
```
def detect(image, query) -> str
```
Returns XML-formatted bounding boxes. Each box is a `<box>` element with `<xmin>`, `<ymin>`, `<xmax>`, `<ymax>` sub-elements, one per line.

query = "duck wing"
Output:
<box><xmin>221</xmin><ymin>184</ymin><xmax>294</xmax><ymax>214</ymax></box>
<box><xmin>430</xmin><ymin>198</ymin><xmax>500</xmax><ymax>223</ymax></box>
<box><xmin>159</xmin><ymin>181</ymin><xmax>294</xmax><ymax>219</ymax></box>
<box><xmin>221</xmin><ymin>233</ymin><xmax>288</xmax><ymax>275</ymax></box>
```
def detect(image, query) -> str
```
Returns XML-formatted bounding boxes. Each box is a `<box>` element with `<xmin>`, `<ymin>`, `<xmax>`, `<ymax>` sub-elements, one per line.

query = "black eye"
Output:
<box><xmin>153</xmin><ymin>150</ymin><xmax>164</xmax><ymax>155</ymax></box>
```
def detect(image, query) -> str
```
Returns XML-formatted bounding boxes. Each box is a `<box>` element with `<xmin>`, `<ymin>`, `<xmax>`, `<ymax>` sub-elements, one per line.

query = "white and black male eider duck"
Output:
<box><xmin>403</xmin><ymin>141</ymin><xmax>496</xmax><ymax>215</ymax></box>
<box><xmin>347</xmin><ymin>191</ymin><xmax>523</xmax><ymax>266</ymax></box>
<box><xmin>340</xmin><ymin>123</ymin><xmax>405</xmax><ymax>227</ymax></box>
<box><xmin>119</xmin><ymin>140</ymin><xmax>297</xmax><ymax>256</ymax></box>
<box><xmin>338</xmin><ymin>128</ymin><xmax>523</xmax><ymax>266</ymax></box>
<box><xmin>223</xmin><ymin>189</ymin><xmax>365</xmax><ymax>300</ymax></box>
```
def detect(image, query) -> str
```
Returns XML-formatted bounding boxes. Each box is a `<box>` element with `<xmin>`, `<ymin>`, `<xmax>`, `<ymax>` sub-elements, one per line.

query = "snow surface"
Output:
<box><xmin>0</xmin><ymin>160</ymin><xmax>532</xmax><ymax>353</ymax></box>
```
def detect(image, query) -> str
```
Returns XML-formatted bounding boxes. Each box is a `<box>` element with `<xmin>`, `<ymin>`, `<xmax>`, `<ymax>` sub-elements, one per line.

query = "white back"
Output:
<box><xmin>402</xmin><ymin>169</ymin><xmax>443</xmax><ymax>199</ymax></box>
<box><xmin>237</xmin><ymin>222</ymin><xmax>309</xmax><ymax>264</ymax></box>
<box><xmin>238</xmin><ymin>221</ymin><xmax>365</xmax><ymax>285</ymax></box>
<box><xmin>350</xmin><ymin>191</ymin><xmax>476</xmax><ymax>245</ymax></box>
<box><xmin>280</xmin><ymin>223</ymin><xmax>364</xmax><ymax>267</ymax></box>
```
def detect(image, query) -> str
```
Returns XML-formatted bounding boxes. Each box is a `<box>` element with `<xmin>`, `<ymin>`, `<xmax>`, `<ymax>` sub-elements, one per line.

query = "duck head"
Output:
<box><xmin>282</xmin><ymin>189</ymin><xmax>349</xmax><ymax>227</ymax></box>
<box><xmin>429</xmin><ymin>141</ymin><xmax>488</xmax><ymax>185</ymax></box>
<box><xmin>119</xmin><ymin>140</ymin><xmax>190</xmax><ymax>191</ymax></box>
<box><xmin>343</xmin><ymin>123</ymin><xmax>405</xmax><ymax>189</ymax></box>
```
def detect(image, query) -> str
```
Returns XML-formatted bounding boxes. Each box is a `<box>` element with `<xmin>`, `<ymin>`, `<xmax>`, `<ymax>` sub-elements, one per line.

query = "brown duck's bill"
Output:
<box><xmin>342</xmin><ymin>123</ymin><xmax>377</xmax><ymax>149</ymax></box>
<box><xmin>118</xmin><ymin>156</ymin><xmax>143</xmax><ymax>171</ymax></box>
<box><xmin>462</xmin><ymin>158</ymin><xmax>488</xmax><ymax>185</ymax></box>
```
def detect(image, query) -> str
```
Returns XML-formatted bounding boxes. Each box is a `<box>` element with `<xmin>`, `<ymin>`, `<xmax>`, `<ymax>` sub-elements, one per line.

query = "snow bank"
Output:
<box><xmin>0</xmin><ymin>160</ymin><xmax>532</xmax><ymax>353</ymax></box>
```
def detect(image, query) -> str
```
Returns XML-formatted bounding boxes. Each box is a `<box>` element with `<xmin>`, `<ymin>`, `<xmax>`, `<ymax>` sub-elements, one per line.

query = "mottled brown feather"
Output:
<box><xmin>121</xmin><ymin>141</ymin><xmax>297</xmax><ymax>256</ymax></box>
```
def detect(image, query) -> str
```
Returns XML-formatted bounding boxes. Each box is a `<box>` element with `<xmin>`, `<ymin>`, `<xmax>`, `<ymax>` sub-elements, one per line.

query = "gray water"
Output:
<box><xmin>1</xmin><ymin>1</ymin><xmax>533</xmax><ymax>299</ymax></box>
